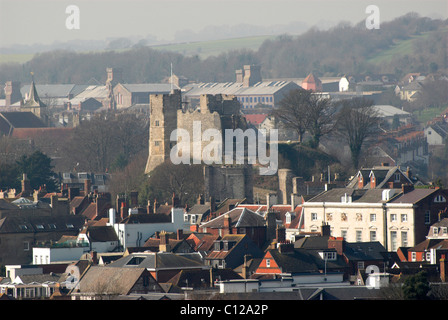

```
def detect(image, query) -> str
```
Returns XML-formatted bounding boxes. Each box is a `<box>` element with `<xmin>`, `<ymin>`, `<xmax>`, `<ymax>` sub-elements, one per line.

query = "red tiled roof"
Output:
<box><xmin>244</xmin><ymin>114</ymin><xmax>268</xmax><ymax>125</ymax></box>
<box><xmin>11</xmin><ymin>127</ymin><xmax>73</xmax><ymax>139</ymax></box>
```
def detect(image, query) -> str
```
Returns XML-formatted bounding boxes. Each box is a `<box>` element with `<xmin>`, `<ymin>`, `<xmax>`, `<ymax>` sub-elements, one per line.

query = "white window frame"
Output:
<box><xmin>390</xmin><ymin>214</ymin><xmax>397</xmax><ymax>222</ymax></box>
<box><xmin>370</xmin><ymin>230</ymin><xmax>377</xmax><ymax>241</ymax></box>
<box><xmin>401</xmin><ymin>214</ymin><xmax>408</xmax><ymax>222</ymax></box>
<box><xmin>266</xmin><ymin>258</ymin><xmax>271</xmax><ymax>268</ymax></box>
<box><xmin>425</xmin><ymin>210</ymin><xmax>431</xmax><ymax>224</ymax></box>
<box><xmin>356</xmin><ymin>230</ymin><xmax>362</xmax><ymax>242</ymax></box>
<box><xmin>311</xmin><ymin>213</ymin><xmax>318</xmax><ymax>221</ymax></box>
<box><xmin>370</xmin><ymin>214</ymin><xmax>376</xmax><ymax>222</ymax></box>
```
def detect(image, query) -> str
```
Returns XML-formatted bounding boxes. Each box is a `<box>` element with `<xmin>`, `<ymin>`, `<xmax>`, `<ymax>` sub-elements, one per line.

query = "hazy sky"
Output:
<box><xmin>0</xmin><ymin>0</ymin><xmax>447</xmax><ymax>47</ymax></box>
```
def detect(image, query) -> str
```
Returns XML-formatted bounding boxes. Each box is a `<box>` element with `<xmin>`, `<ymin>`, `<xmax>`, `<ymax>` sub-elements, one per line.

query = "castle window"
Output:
<box><xmin>155</xmin><ymin>141</ymin><xmax>160</xmax><ymax>146</ymax></box>
<box><xmin>155</xmin><ymin>120</ymin><xmax>160</xmax><ymax>126</ymax></box>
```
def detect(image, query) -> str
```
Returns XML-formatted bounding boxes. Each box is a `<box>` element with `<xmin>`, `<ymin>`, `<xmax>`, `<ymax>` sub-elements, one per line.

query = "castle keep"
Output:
<box><xmin>144</xmin><ymin>89</ymin><xmax>253</xmax><ymax>202</ymax></box>
<box><xmin>145</xmin><ymin>90</ymin><xmax>248</xmax><ymax>174</ymax></box>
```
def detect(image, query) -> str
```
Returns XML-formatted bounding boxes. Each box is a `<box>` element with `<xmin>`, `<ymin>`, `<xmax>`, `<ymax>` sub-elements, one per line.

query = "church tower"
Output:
<box><xmin>22</xmin><ymin>73</ymin><xmax>48</xmax><ymax>125</ymax></box>
<box><xmin>145</xmin><ymin>90</ymin><xmax>182</xmax><ymax>174</ymax></box>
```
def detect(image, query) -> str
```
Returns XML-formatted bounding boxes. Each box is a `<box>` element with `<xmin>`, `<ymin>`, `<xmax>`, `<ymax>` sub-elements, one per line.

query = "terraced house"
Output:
<box><xmin>302</xmin><ymin>185</ymin><xmax>448</xmax><ymax>251</ymax></box>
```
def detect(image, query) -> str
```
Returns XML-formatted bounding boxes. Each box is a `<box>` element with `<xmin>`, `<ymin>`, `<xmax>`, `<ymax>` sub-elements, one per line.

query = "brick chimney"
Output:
<box><xmin>84</xmin><ymin>179</ymin><xmax>91</xmax><ymax>196</ymax></box>
<box><xmin>159</xmin><ymin>230</ymin><xmax>171</xmax><ymax>252</ymax></box>
<box><xmin>242</xmin><ymin>254</ymin><xmax>252</xmax><ymax>279</ymax></box>
<box><xmin>4</xmin><ymin>81</ymin><xmax>22</xmax><ymax>107</ymax></box>
<box><xmin>441</xmin><ymin>254</ymin><xmax>447</xmax><ymax>282</ymax></box>
<box><xmin>21</xmin><ymin>173</ymin><xmax>31</xmax><ymax>196</ymax></box>
<box><xmin>223</xmin><ymin>214</ymin><xmax>231</xmax><ymax>236</ymax></box>
<box><xmin>120</xmin><ymin>201</ymin><xmax>128</xmax><ymax>220</ymax></box>
<box><xmin>243</xmin><ymin>65</ymin><xmax>262</xmax><ymax>87</ymax></box>
<box><xmin>276</xmin><ymin>226</ymin><xmax>286</xmax><ymax>243</ymax></box>
<box><xmin>235</xmin><ymin>69</ymin><xmax>243</xmax><ymax>83</ymax></box>
<box><xmin>278</xmin><ymin>241</ymin><xmax>294</xmax><ymax>254</ymax></box>
<box><xmin>402</xmin><ymin>184</ymin><xmax>414</xmax><ymax>194</ymax></box>
<box><xmin>90</xmin><ymin>251</ymin><xmax>98</xmax><ymax>265</ymax></box>
<box><xmin>321</xmin><ymin>222</ymin><xmax>331</xmax><ymax>236</ymax></box>
<box><xmin>130</xmin><ymin>191</ymin><xmax>138</xmax><ymax>208</ymax></box>
<box><xmin>328</xmin><ymin>236</ymin><xmax>344</xmax><ymax>255</ymax></box>
<box><xmin>197</xmin><ymin>194</ymin><xmax>205</xmax><ymax>205</ymax></box>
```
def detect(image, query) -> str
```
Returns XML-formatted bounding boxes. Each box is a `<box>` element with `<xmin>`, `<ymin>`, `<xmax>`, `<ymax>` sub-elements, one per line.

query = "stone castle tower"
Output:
<box><xmin>144</xmin><ymin>90</ymin><xmax>248</xmax><ymax>174</ymax></box>
<box><xmin>145</xmin><ymin>90</ymin><xmax>182</xmax><ymax>173</ymax></box>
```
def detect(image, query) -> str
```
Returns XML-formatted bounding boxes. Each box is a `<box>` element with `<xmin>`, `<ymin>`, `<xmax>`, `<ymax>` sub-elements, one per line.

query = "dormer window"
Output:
<box><xmin>286</xmin><ymin>212</ymin><xmax>291</xmax><ymax>224</ymax></box>
<box><xmin>319</xmin><ymin>251</ymin><xmax>337</xmax><ymax>261</ymax></box>
<box><xmin>394</xmin><ymin>173</ymin><xmax>401</xmax><ymax>182</ymax></box>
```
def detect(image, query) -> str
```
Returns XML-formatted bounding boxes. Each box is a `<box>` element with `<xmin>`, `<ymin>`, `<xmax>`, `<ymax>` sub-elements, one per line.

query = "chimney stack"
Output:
<box><xmin>130</xmin><ymin>191</ymin><xmax>138</xmax><ymax>208</ymax></box>
<box><xmin>223</xmin><ymin>214</ymin><xmax>231</xmax><ymax>236</ymax></box>
<box><xmin>159</xmin><ymin>230</ymin><xmax>171</xmax><ymax>252</ymax></box>
<box><xmin>84</xmin><ymin>179</ymin><xmax>91</xmax><ymax>196</ymax></box>
<box><xmin>120</xmin><ymin>201</ymin><xmax>128</xmax><ymax>220</ymax></box>
<box><xmin>328</xmin><ymin>236</ymin><xmax>344</xmax><ymax>255</ymax></box>
<box><xmin>276</xmin><ymin>225</ymin><xmax>286</xmax><ymax>243</ymax></box>
<box><xmin>441</xmin><ymin>254</ymin><xmax>447</xmax><ymax>283</ymax></box>
<box><xmin>4</xmin><ymin>81</ymin><xmax>22</xmax><ymax>107</ymax></box>
<box><xmin>21</xmin><ymin>173</ymin><xmax>31</xmax><ymax>196</ymax></box>
<box><xmin>402</xmin><ymin>184</ymin><xmax>414</xmax><ymax>194</ymax></box>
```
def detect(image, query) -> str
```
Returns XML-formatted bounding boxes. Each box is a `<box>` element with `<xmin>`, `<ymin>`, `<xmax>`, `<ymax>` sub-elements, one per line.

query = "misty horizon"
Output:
<box><xmin>0</xmin><ymin>0</ymin><xmax>447</xmax><ymax>54</ymax></box>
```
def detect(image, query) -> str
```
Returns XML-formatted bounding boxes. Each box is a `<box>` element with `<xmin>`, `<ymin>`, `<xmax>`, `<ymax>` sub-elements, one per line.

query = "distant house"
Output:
<box><xmin>0</xmin><ymin>214</ymin><xmax>85</xmax><ymax>265</ymax></box>
<box><xmin>107</xmin><ymin>207</ymin><xmax>185</xmax><ymax>250</ymax></box>
<box><xmin>397</xmin><ymin>81</ymin><xmax>423</xmax><ymax>101</ymax></box>
<box><xmin>0</xmin><ymin>111</ymin><xmax>46</xmax><ymax>136</ymax></box>
<box><xmin>107</xmin><ymin>251</ymin><xmax>209</xmax><ymax>283</ymax></box>
<box><xmin>205</xmin><ymin>234</ymin><xmax>264</xmax><ymax>270</ymax></box>
<box><xmin>425</xmin><ymin>121</ymin><xmax>448</xmax><ymax>146</ymax></box>
<box><xmin>183</xmin><ymin>65</ymin><xmax>301</xmax><ymax>109</ymax></box>
<box><xmin>346</xmin><ymin>164</ymin><xmax>413</xmax><ymax>190</ymax></box>
<box><xmin>372</xmin><ymin>105</ymin><xmax>412</xmax><ymax>126</ymax></box>
<box><xmin>72</xmin><ymin>266</ymin><xmax>164</xmax><ymax>299</ymax></box>
<box><xmin>301</xmin><ymin>73</ymin><xmax>322</xmax><ymax>92</ymax></box>
<box><xmin>113</xmin><ymin>83</ymin><xmax>178</xmax><ymax>109</ymax></box>
<box><xmin>301</xmin><ymin>184</ymin><xmax>448</xmax><ymax>250</ymax></box>
<box><xmin>199</xmin><ymin>207</ymin><xmax>268</xmax><ymax>247</ymax></box>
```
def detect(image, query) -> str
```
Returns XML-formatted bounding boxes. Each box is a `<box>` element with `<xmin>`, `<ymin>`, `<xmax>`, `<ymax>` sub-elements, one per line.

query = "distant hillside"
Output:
<box><xmin>0</xmin><ymin>13</ymin><xmax>446</xmax><ymax>87</ymax></box>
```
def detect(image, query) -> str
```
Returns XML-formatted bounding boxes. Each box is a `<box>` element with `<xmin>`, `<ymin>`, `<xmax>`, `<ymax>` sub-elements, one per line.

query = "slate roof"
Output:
<box><xmin>184</xmin><ymin>80</ymin><xmax>300</xmax><ymax>97</ymax></box>
<box><xmin>120</xmin><ymin>213</ymin><xmax>172</xmax><ymax>224</ymax></box>
<box><xmin>166</xmin><ymin>268</ymin><xmax>242</xmax><ymax>289</ymax></box>
<box><xmin>200</xmin><ymin>207</ymin><xmax>265</xmax><ymax>229</ymax></box>
<box><xmin>0</xmin><ymin>215</ymin><xmax>85</xmax><ymax>234</ymax></box>
<box><xmin>268</xmin><ymin>248</ymin><xmax>320</xmax><ymax>273</ymax></box>
<box><xmin>21</xmin><ymin>84</ymin><xmax>88</xmax><ymax>98</ymax></box>
<box><xmin>0</xmin><ymin>112</ymin><xmax>46</xmax><ymax>133</ymax></box>
<box><xmin>14</xmin><ymin>273</ymin><xmax>62</xmax><ymax>285</ymax></box>
<box><xmin>82</xmin><ymin>226</ymin><xmax>118</xmax><ymax>242</ymax></box>
<box><xmin>389</xmin><ymin>188</ymin><xmax>439</xmax><ymax>204</ymax></box>
<box><xmin>343</xmin><ymin>241</ymin><xmax>387</xmax><ymax>261</ymax></box>
<box><xmin>76</xmin><ymin>266</ymin><xmax>162</xmax><ymax>295</ymax></box>
<box><xmin>121</xmin><ymin>83</ymin><xmax>178</xmax><ymax>93</ymax></box>
<box><xmin>108</xmin><ymin>252</ymin><xmax>206</xmax><ymax>270</ymax></box>
<box><xmin>306</xmin><ymin>188</ymin><xmax>401</xmax><ymax>203</ymax></box>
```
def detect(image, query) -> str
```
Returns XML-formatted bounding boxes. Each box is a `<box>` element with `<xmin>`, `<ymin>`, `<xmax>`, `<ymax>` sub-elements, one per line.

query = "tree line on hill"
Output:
<box><xmin>0</xmin><ymin>13</ymin><xmax>446</xmax><ymax>90</ymax></box>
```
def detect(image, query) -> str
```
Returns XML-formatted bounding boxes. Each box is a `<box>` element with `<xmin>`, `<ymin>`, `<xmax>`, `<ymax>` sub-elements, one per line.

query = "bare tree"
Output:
<box><xmin>271</xmin><ymin>89</ymin><xmax>336</xmax><ymax>147</ymax></box>
<box><xmin>336</xmin><ymin>97</ymin><xmax>380</xmax><ymax>169</ymax></box>
<box><xmin>304</xmin><ymin>93</ymin><xmax>337</xmax><ymax>148</ymax></box>
<box><xmin>271</xmin><ymin>88</ymin><xmax>310</xmax><ymax>143</ymax></box>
